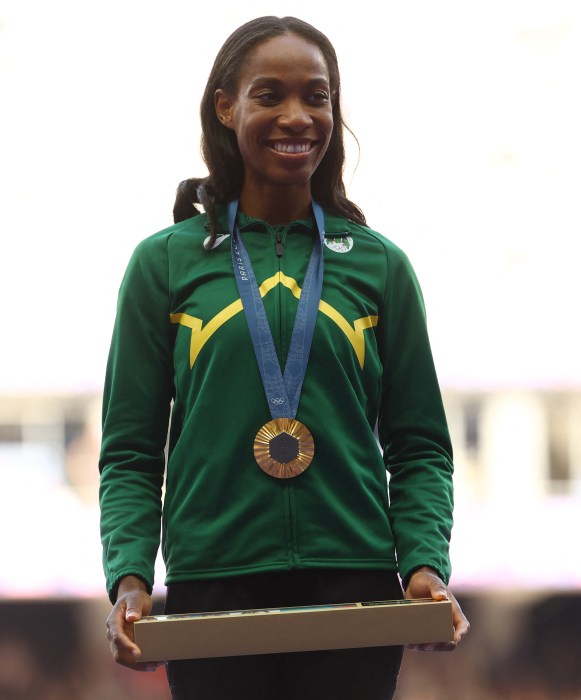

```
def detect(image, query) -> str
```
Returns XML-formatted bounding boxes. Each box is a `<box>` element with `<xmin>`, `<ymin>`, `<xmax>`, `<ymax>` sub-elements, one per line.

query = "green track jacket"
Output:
<box><xmin>99</xmin><ymin>206</ymin><xmax>454</xmax><ymax>602</ymax></box>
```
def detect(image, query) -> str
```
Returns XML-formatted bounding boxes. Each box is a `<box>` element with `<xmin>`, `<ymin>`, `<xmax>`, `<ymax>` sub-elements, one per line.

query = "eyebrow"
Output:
<box><xmin>249</xmin><ymin>77</ymin><xmax>331</xmax><ymax>88</ymax></box>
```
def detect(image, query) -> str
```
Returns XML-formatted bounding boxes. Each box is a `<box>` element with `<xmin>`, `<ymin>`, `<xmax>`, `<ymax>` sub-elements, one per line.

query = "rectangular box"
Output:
<box><xmin>134</xmin><ymin>598</ymin><xmax>453</xmax><ymax>662</ymax></box>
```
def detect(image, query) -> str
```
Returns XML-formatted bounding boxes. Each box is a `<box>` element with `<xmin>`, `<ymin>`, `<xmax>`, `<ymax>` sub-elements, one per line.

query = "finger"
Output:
<box><xmin>108</xmin><ymin>621</ymin><xmax>142</xmax><ymax>661</ymax></box>
<box><xmin>453</xmin><ymin>616</ymin><xmax>470</xmax><ymax>643</ymax></box>
<box><xmin>125</xmin><ymin>603</ymin><xmax>143</xmax><ymax>623</ymax></box>
<box><xmin>114</xmin><ymin>658</ymin><xmax>166</xmax><ymax>672</ymax></box>
<box><xmin>450</xmin><ymin>597</ymin><xmax>470</xmax><ymax>642</ymax></box>
<box><xmin>107</xmin><ymin>611</ymin><xmax>132</xmax><ymax>644</ymax></box>
<box><xmin>110</xmin><ymin>630</ymin><xmax>162</xmax><ymax>670</ymax></box>
<box><xmin>428</xmin><ymin>578</ymin><xmax>449</xmax><ymax>601</ymax></box>
<box><xmin>405</xmin><ymin>569</ymin><xmax>449</xmax><ymax>601</ymax></box>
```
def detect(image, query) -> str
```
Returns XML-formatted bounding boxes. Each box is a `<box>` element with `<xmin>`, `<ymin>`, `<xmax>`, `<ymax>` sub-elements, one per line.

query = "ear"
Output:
<box><xmin>215</xmin><ymin>89</ymin><xmax>236</xmax><ymax>130</ymax></box>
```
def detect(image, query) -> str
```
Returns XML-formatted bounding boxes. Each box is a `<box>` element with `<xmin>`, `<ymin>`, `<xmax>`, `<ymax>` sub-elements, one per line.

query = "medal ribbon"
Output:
<box><xmin>228</xmin><ymin>200</ymin><xmax>325</xmax><ymax>420</ymax></box>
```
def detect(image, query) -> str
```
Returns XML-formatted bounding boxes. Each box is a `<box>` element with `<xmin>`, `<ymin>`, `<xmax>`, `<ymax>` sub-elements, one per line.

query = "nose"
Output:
<box><xmin>277</xmin><ymin>98</ymin><xmax>312</xmax><ymax>131</ymax></box>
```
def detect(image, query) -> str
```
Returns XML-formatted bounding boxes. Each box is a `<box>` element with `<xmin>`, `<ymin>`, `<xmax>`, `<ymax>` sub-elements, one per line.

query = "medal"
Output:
<box><xmin>254</xmin><ymin>418</ymin><xmax>314</xmax><ymax>479</ymax></box>
<box><xmin>229</xmin><ymin>199</ymin><xmax>325</xmax><ymax>479</ymax></box>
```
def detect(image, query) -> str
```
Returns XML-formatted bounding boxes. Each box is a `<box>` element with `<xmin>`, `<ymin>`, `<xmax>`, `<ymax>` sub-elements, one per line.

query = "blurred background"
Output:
<box><xmin>1</xmin><ymin>0</ymin><xmax>580</xmax><ymax>697</ymax></box>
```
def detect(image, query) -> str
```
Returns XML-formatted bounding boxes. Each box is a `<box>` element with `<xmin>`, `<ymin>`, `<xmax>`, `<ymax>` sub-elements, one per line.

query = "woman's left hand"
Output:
<box><xmin>404</xmin><ymin>566</ymin><xmax>470</xmax><ymax>651</ymax></box>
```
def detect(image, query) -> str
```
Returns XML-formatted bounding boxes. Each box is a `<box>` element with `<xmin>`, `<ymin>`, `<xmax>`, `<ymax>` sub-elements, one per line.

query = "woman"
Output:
<box><xmin>100</xmin><ymin>16</ymin><xmax>469</xmax><ymax>700</ymax></box>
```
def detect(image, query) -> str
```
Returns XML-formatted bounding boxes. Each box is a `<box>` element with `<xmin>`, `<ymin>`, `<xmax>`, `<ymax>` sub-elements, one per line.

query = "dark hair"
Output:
<box><xmin>173</xmin><ymin>16</ymin><xmax>366</xmax><ymax>247</ymax></box>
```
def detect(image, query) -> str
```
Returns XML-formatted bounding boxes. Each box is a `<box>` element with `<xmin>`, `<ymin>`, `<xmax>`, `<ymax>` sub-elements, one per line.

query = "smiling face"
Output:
<box><xmin>215</xmin><ymin>32</ymin><xmax>334</xmax><ymax>218</ymax></box>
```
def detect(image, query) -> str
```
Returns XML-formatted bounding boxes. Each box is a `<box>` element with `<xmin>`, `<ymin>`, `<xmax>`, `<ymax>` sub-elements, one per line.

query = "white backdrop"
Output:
<box><xmin>1</xmin><ymin>0</ymin><xmax>580</xmax><ymax>393</ymax></box>
<box><xmin>1</xmin><ymin>0</ymin><xmax>580</xmax><ymax>597</ymax></box>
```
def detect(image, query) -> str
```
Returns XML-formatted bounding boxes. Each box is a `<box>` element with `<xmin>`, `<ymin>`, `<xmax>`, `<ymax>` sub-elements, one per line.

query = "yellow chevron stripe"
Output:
<box><xmin>170</xmin><ymin>273</ymin><xmax>378</xmax><ymax>369</ymax></box>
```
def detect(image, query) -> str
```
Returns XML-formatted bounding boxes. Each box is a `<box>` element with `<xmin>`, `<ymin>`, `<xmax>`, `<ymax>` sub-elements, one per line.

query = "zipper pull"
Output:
<box><xmin>275</xmin><ymin>234</ymin><xmax>284</xmax><ymax>257</ymax></box>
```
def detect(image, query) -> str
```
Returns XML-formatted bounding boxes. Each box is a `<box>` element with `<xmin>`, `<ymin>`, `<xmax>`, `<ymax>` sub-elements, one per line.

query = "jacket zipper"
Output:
<box><xmin>276</xmin><ymin>234</ymin><xmax>284</xmax><ymax>257</ymax></box>
<box><xmin>274</xmin><ymin>228</ymin><xmax>299</xmax><ymax>567</ymax></box>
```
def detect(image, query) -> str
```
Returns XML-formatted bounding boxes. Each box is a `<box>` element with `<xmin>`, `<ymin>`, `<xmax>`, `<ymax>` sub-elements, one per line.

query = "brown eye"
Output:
<box><xmin>309</xmin><ymin>91</ymin><xmax>330</xmax><ymax>104</ymax></box>
<box><xmin>255</xmin><ymin>91</ymin><xmax>279</xmax><ymax>104</ymax></box>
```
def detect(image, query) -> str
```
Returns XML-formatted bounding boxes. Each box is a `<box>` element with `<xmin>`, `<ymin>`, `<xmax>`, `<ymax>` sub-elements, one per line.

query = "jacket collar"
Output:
<box><xmin>205</xmin><ymin>204</ymin><xmax>352</xmax><ymax>237</ymax></box>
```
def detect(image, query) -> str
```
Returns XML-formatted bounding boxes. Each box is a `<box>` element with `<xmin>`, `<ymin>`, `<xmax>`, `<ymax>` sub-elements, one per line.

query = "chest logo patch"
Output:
<box><xmin>203</xmin><ymin>233</ymin><xmax>230</xmax><ymax>250</ymax></box>
<box><xmin>324</xmin><ymin>235</ymin><xmax>353</xmax><ymax>253</ymax></box>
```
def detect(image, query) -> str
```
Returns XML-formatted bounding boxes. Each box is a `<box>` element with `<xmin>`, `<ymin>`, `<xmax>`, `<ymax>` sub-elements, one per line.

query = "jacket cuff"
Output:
<box><xmin>108</xmin><ymin>571</ymin><xmax>153</xmax><ymax>604</ymax></box>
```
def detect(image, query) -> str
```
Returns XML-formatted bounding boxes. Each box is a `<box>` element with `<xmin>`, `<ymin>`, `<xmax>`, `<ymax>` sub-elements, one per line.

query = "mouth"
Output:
<box><xmin>267</xmin><ymin>140</ymin><xmax>317</xmax><ymax>155</ymax></box>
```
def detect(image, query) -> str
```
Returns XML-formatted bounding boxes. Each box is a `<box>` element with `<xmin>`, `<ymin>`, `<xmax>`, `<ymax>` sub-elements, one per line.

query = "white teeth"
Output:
<box><xmin>272</xmin><ymin>142</ymin><xmax>312</xmax><ymax>153</ymax></box>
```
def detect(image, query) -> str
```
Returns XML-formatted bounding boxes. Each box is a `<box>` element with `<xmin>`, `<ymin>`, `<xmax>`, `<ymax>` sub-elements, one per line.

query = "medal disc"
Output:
<box><xmin>254</xmin><ymin>418</ymin><xmax>314</xmax><ymax>479</ymax></box>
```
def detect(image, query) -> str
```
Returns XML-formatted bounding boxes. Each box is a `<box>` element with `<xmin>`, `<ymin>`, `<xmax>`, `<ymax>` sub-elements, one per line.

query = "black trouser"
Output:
<box><xmin>165</xmin><ymin>569</ymin><xmax>404</xmax><ymax>700</ymax></box>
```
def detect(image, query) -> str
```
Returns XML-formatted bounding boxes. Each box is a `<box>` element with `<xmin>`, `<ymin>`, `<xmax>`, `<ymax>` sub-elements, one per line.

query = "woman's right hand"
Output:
<box><xmin>106</xmin><ymin>575</ymin><xmax>162</xmax><ymax>672</ymax></box>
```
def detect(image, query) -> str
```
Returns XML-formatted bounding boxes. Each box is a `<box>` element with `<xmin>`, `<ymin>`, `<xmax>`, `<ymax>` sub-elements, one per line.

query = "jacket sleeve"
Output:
<box><xmin>99</xmin><ymin>234</ymin><xmax>174</xmax><ymax>603</ymax></box>
<box><xmin>376</xmin><ymin>243</ymin><xmax>454</xmax><ymax>589</ymax></box>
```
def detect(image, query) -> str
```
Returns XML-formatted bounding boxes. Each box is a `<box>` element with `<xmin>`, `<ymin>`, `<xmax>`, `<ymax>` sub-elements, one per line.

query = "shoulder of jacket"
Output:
<box><xmin>339</xmin><ymin>219</ymin><xmax>411</xmax><ymax>263</ymax></box>
<box><xmin>132</xmin><ymin>215</ymin><xmax>207</xmax><ymax>254</ymax></box>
